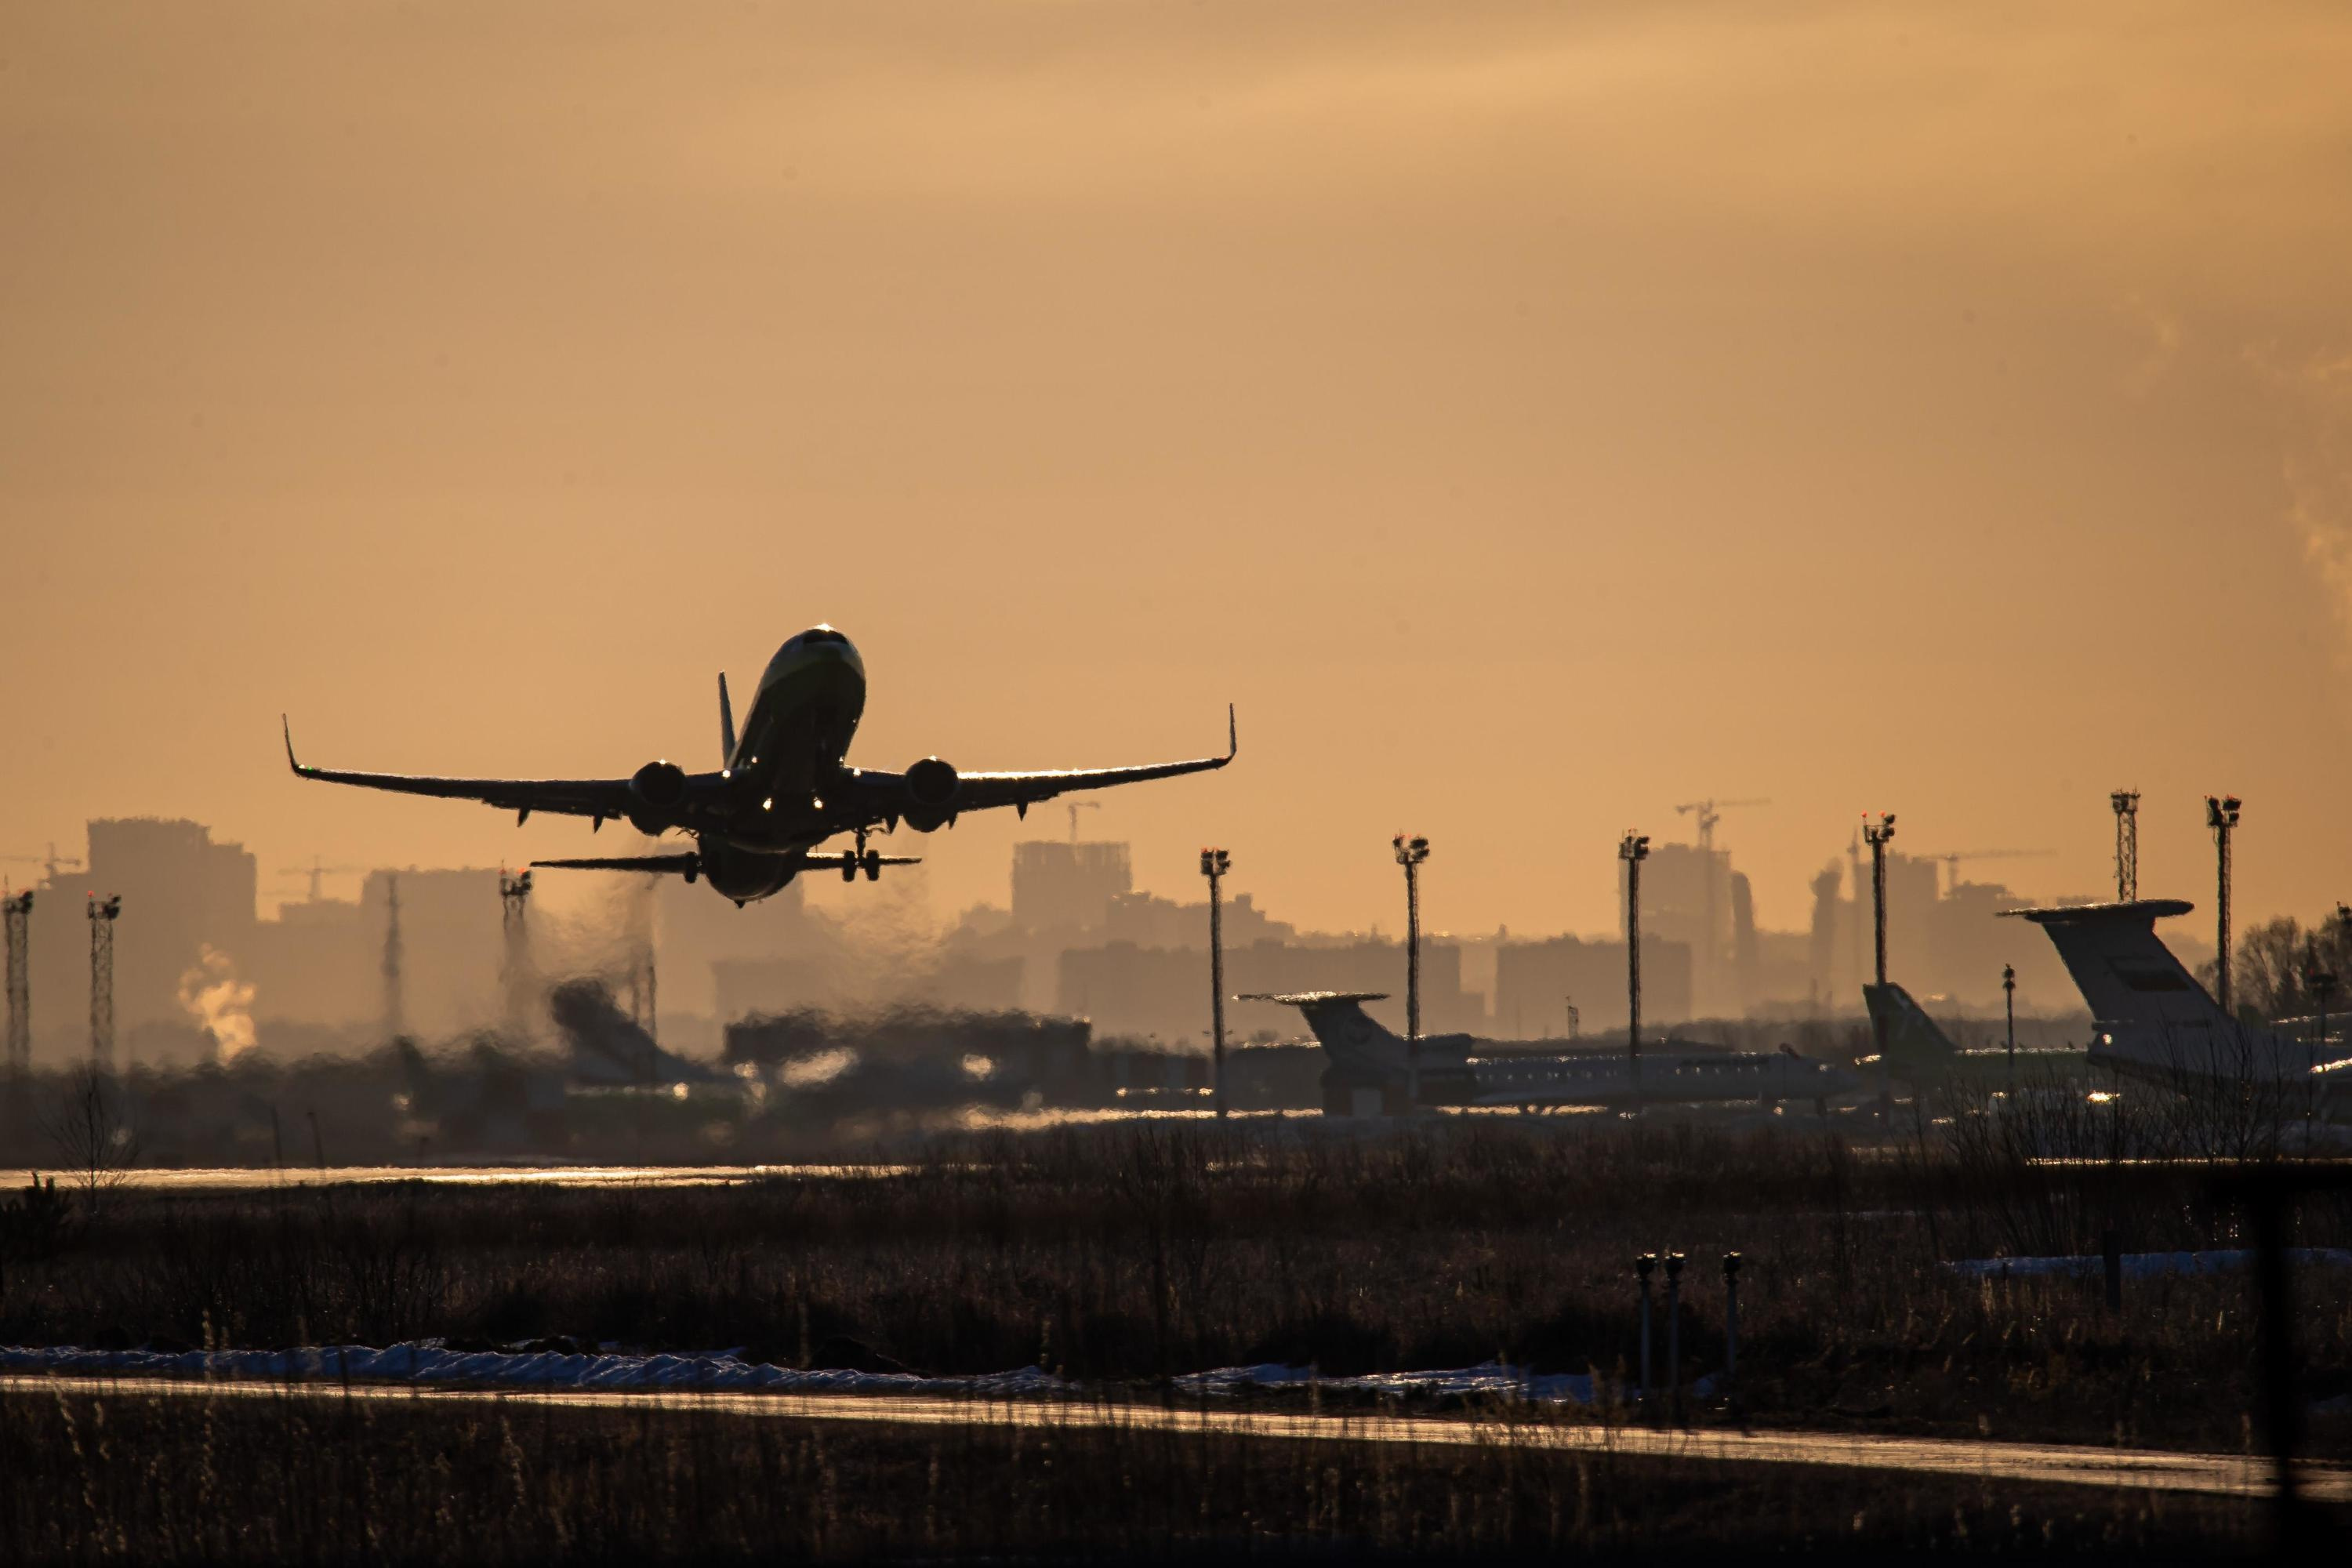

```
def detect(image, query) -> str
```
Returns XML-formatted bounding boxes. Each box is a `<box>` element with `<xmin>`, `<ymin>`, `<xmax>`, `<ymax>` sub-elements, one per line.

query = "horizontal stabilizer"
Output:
<box><xmin>1237</xmin><ymin>991</ymin><xmax>1390</xmax><ymax>1006</ymax></box>
<box><xmin>533</xmin><ymin>853</ymin><xmax>702</xmax><ymax>878</ymax></box>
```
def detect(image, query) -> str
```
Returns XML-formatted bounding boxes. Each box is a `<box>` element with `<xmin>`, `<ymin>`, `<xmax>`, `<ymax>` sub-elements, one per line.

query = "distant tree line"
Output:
<box><xmin>2197</xmin><ymin>903</ymin><xmax>2352</xmax><ymax>1024</ymax></box>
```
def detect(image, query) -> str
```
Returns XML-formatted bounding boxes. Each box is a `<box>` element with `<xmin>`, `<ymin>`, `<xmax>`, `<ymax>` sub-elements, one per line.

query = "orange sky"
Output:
<box><xmin>5</xmin><ymin>2</ymin><xmax>2352</xmax><ymax>941</ymax></box>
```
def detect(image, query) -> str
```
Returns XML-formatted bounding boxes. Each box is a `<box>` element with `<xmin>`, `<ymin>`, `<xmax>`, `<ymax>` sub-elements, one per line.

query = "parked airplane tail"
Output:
<box><xmin>1240</xmin><ymin>992</ymin><xmax>1407</xmax><ymax>1080</ymax></box>
<box><xmin>1863</xmin><ymin>982</ymin><xmax>1962</xmax><ymax>1067</ymax></box>
<box><xmin>2000</xmin><ymin>900</ymin><xmax>2217</xmax><ymax>1032</ymax></box>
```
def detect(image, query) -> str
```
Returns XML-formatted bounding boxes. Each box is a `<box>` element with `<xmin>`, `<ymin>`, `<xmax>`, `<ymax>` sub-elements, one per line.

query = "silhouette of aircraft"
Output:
<box><xmin>285</xmin><ymin>625</ymin><xmax>1235</xmax><ymax>904</ymax></box>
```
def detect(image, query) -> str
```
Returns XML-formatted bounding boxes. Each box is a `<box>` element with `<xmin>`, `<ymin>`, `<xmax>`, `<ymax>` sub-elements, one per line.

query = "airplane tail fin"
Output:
<box><xmin>1240</xmin><ymin>992</ymin><xmax>1406</xmax><ymax>1083</ymax></box>
<box><xmin>718</xmin><ymin>674</ymin><xmax>738</xmax><ymax>768</ymax></box>
<box><xmin>1863</xmin><ymin>982</ymin><xmax>1962</xmax><ymax>1067</ymax></box>
<box><xmin>2003</xmin><ymin>900</ymin><xmax>2219</xmax><ymax>1030</ymax></box>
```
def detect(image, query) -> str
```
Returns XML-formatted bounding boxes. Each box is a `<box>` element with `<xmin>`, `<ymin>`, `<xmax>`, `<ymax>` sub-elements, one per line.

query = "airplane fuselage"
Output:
<box><xmin>693</xmin><ymin>630</ymin><xmax>872</xmax><ymax>902</ymax></box>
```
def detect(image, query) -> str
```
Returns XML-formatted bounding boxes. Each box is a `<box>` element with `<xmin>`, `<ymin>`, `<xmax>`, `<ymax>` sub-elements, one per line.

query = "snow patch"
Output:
<box><xmin>0</xmin><ymin>1341</ymin><xmax>1065</xmax><ymax>1397</ymax></box>
<box><xmin>1945</xmin><ymin>1248</ymin><xmax>2352</xmax><ymax>1281</ymax></box>
<box><xmin>1178</xmin><ymin>1359</ymin><xmax>1595</xmax><ymax>1403</ymax></box>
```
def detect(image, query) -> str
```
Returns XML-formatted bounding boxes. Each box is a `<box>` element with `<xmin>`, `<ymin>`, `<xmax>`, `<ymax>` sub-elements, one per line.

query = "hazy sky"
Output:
<box><xmin>5</xmin><ymin>2</ymin><xmax>2352</xmax><ymax>941</ymax></box>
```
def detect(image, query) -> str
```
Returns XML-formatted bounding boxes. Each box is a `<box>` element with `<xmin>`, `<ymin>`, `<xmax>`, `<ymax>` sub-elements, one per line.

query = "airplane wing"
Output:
<box><xmin>283</xmin><ymin>717</ymin><xmax>705</xmax><ymax>826</ymax></box>
<box><xmin>846</xmin><ymin>705</ymin><xmax>1236</xmax><ymax>821</ymax></box>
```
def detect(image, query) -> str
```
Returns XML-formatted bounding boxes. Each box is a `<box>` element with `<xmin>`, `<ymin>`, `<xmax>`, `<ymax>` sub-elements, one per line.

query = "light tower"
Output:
<box><xmin>499</xmin><ymin>869</ymin><xmax>534</xmax><ymax>1040</ymax></box>
<box><xmin>2110</xmin><ymin>790</ymin><xmax>2140</xmax><ymax>902</ymax></box>
<box><xmin>1393</xmin><ymin>833</ymin><xmax>1430</xmax><ymax>1109</ymax></box>
<box><xmin>1200</xmin><ymin>848</ymin><xmax>1230</xmax><ymax>1120</ymax></box>
<box><xmin>88</xmin><ymin>894</ymin><xmax>121</xmax><ymax>1070</ymax></box>
<box><xmin>2205</xmin><ymin>796</ymin><xmax>2241</xmax><ymax>1017</ymax></box>
<box><xmin>1619</xmin><ymin>831</ymin><xmax>1651</xmax><ymax>1089</ymax></box>
<box><xmin>3</xmin><ymin>889</ymin><xmax>31</xmax><ymax>1084</ymax></box>
<box><xmin>1863</xmin><ymin>813</ymin><xmax>1896</xmax><ymax>1120</ymax></box>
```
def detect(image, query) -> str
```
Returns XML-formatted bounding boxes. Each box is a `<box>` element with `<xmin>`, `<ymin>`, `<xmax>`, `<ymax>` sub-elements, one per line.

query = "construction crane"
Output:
<box><xmin>1</xmin><ymin>843</ymin><xmax>85</xmax><ymax>883</ymax></box>
<box><xmin>1672</xmin><ymin>798</ymin><xmax>1769</xmax><ymax>851</ymax></box>
<box><xmin>1922</xmin><ymin>848</ymin><xmax>2056</xmax><ymax>897</ymax></box>
<box><xmin>277</xmin><ymin>857</ymin><xmax>366</xmax><ymax>902</ymax></box>
<box><xmin>1066</xmin><ymin>800</ymin><xmax>1102</xmax><ymax>843</ymax></box>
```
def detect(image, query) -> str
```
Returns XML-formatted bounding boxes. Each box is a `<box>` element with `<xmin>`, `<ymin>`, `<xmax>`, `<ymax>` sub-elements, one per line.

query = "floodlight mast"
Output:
<box><xmin>1620</xmin><ymin>831</ymin><xmax>1650</xmax><ymax>1099</ymax></box>
<box><xmin>1393</xmin><ymin>833</ymin><xmax>1429</xmax><ymax>1109</ymax></box>
<box><xmin>2110</xmin><ymin>789</ymin><xmax>2140</xmax><ymax>902</ymax></box>
<box><xmin>1200</xmin><ymin>848</ymin><xmax>1231</xmax><ymax>1120</ymax></box>
<box><xmin>1863</xmin><ymin>813</ymin><xmax>1896</xmax><ymax>1121</ymax></box>
<box><xmin>2206</xmin><ymin>795</ymin><xmax>2241</xmax><ymax>1016</ymax></box>
<box><xmin>87</xmin><ymin>894</ymin><xmax>121</xmax><ymax>1070</ymax></box>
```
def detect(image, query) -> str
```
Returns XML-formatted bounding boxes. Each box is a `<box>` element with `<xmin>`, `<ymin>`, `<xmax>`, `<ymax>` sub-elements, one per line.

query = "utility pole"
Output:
<box><xmin>2111</xmin><ymin>789</ymin><xmax>2140</xmax><ymax>902</ymax></box>
<box><xmin>88</xmin><ymin>894</ymin><xmax>121</xmax><ymax>1070</ymax></box>
<box><xmin>2003</xmin><ymin>963</ymin><xmax>2017</xmax><ymax>1102</ymax></box>
<box><xmin>1864</xmin><ymin>813</ymin><xmax>1897</xmax><ymax>1121</ymax></box>
<box><xmin>1393</xmin><ymin>833</ymin><xmax>1429</xmax><ymax>1109</ymax></box>
<box><xmin>1620</xmin><ymin>831</ymin><xmax>1650</xmax><ymax>1098</ymax></box>
<box><xmin>1200</xmin><ymin>848</ymin><xmax>1230</xmax><ymax>1120</ymax></box>
<box><xmin>4</xmin><ymin>890</ymin><xmax>31</xmax><ymax>1085</ymax></box>
<box><xmin>2206</xmin><ymin>796</ymin><xmax>2241</xmax><ymax>1017</ymax></box>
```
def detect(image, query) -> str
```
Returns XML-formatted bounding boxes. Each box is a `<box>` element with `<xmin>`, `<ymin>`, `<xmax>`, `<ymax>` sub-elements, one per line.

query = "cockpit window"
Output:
<box><xmin>800</xmin><ymin>627</ymin><xmax>847</xmax><ymax>645</ymax></box>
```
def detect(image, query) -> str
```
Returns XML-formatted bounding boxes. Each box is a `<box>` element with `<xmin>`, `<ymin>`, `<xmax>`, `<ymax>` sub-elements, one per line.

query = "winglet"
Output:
<box><xmin>281</xmin><ymin>714</ymin><xmax>307</xmax><ymax>775</ymax></box>
<box><xmin>1226</xmin><ymin>702</ymin><xmax>1238</xmax><ymax>760</ymax></box>
<box><xmin>718</xmin><ymin>673</ymin><xmax>738</xmax><ymax>767</ymax></box>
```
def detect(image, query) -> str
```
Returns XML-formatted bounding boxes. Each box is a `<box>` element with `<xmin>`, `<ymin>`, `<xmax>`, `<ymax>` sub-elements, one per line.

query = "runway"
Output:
<box><xmin>7</xmin><ymin>1372</ymin><xmax>2343</xmax><ymax>1503</ymax></box>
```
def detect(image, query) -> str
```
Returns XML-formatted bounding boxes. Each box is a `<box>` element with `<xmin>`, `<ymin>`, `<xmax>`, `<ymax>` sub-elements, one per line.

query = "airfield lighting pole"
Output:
<box><xmin>1394</xmin><ymin>834</ymin><xmax>1429</xmax><ymax>1109</ymax></box>
<box><xmin>2111</xmin><ymin>789</ymin><xmax>2140</xmax><ymax>902</ymax></box>
<box><xmin>2207</xmin><ymin>796</ymin><xmax>2241</xmax><ymax>1017</ymax></box>
<box><xmin>88</xmin><ymin>894</ymin><xmax>121</xmax><ymax>1071</ymax></box>
<box><xmin>1201</xmin><ymin>848</ymin><xmax>1231</xmax><ymax>1120</ymax></box>
<box><xmin>1635</xmin><ymin>1254</ymin><xmax>1657</xmax><ymax>1406</ymax></box>
<box><xmin>1722</xmin><ymin>1252</ymin><xmax>1744</xmax><ymax>1395</ymax></box>
<box><xmin>1664</xmin><ymin>1252</ymin><xmax>1686</xmax><ymax>1420</ymax></box>
<box><xmin>1864</xmin><ymin>814</ymin><xmax>1896</xmax><ymax>1122</ymax></box>
<box><xmin>3</xmin><ymin>890</ymin><xmax>31</xmax><ymax>1087</ymax></box>
<box><xmin>499</xmin><ymin>869</ymin><xmax>533</xmax><ymax>1040</ymax></box>
<box><xmin>1621</xmin><ymin>833</ymin><xmax>1651</xmax><ymax>1098</ymax></box>
<box><xmin>2003</xmin><ymin>964</ymin><xmax>2017</xmax><ymax>1102</ymax></box>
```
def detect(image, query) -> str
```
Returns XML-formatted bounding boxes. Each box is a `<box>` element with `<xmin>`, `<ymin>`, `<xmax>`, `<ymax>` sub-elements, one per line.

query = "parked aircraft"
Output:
<box><xmin>2006</xmin><ymin>899</ymin><xmax>2350</xmax><ymax>1112</ymax></box>
<box><xmin>1861</xmin><ymin>982</ymin><xmax>2089</xmax><ymax>1087</ymax></box>
<box><xmin>285</xmin><ymin>625</ymin><xmax>1234</xmax><ymax>904</ymax></box>
<box><xmin>1247</xmin><ymin>991</ymin><xmax>1860</xmax><ymax>1116</ymax></box>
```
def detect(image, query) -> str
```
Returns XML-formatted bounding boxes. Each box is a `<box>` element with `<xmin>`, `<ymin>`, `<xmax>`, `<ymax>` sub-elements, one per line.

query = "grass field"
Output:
<box><xmin>6</xmin><ymin>1116</ymin><xmax>2348</xmax><ymax>1457</ymax></box>
<box><xmin>0</xmin><ymin>1381</ymin><xmax>2292</xmax><ymax>1563</ymax></box>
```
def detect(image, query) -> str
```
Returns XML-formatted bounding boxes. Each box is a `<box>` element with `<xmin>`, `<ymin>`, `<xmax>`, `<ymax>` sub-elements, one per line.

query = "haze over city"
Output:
<box><xmin>7</xmin><ymin>2</ymin><xmax>2352</xmax><ymax>948</ymax></box>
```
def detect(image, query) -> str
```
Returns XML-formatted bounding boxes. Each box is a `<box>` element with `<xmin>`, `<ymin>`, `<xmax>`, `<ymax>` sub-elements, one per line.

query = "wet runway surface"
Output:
<box><xmin>8</xmin><ymin>1372</ymin><xmax>2343</xmax><ymax>1502</ymax></box>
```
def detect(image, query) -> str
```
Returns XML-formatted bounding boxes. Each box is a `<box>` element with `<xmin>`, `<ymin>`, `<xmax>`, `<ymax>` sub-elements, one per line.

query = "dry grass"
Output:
<box><xmin>7</xmin><ymin>1116</ymin><xmax>2350</xmax><ymax>1456</ymax></box>
<box><xmin>0</xmin><ymin>1382</ymin><xmax>2284</xmax><ymax>1563</ymax></box>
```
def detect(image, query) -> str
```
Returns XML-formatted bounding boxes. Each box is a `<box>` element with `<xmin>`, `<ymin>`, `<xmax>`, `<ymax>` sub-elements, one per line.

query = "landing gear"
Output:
<box><xmin>845</xmin><ymin>829</ymin><xmax>884</xmax><ymax>882</ymax></box>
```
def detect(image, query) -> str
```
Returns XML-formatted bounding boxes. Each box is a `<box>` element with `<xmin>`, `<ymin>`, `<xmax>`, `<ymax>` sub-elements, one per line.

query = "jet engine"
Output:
<box><xmin>902</xmin><ymin>756</ymin><xmax>959</xmax><ymax>831</ymax></box>
<box><xmin>629</xmin><ymin>759</ymin><xmax>688</xmax><ymax>834</ymax></box>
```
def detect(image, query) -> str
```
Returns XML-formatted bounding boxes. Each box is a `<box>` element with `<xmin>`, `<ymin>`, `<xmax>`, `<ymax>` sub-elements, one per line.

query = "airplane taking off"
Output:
<box><xmin>285</xmin><ymin>625</ymin><xmax>1235</xmax><ymax>905</ymax></box>
<box><xmin>1248</xmin><ymin>992</ymin><xmax>1861</xmax><ymax>1116</ymax></box>
<box><xmin>2005</xmin><ymin>899</ymin><xmax>2350</xmax><ymax>1113</ymax></box>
